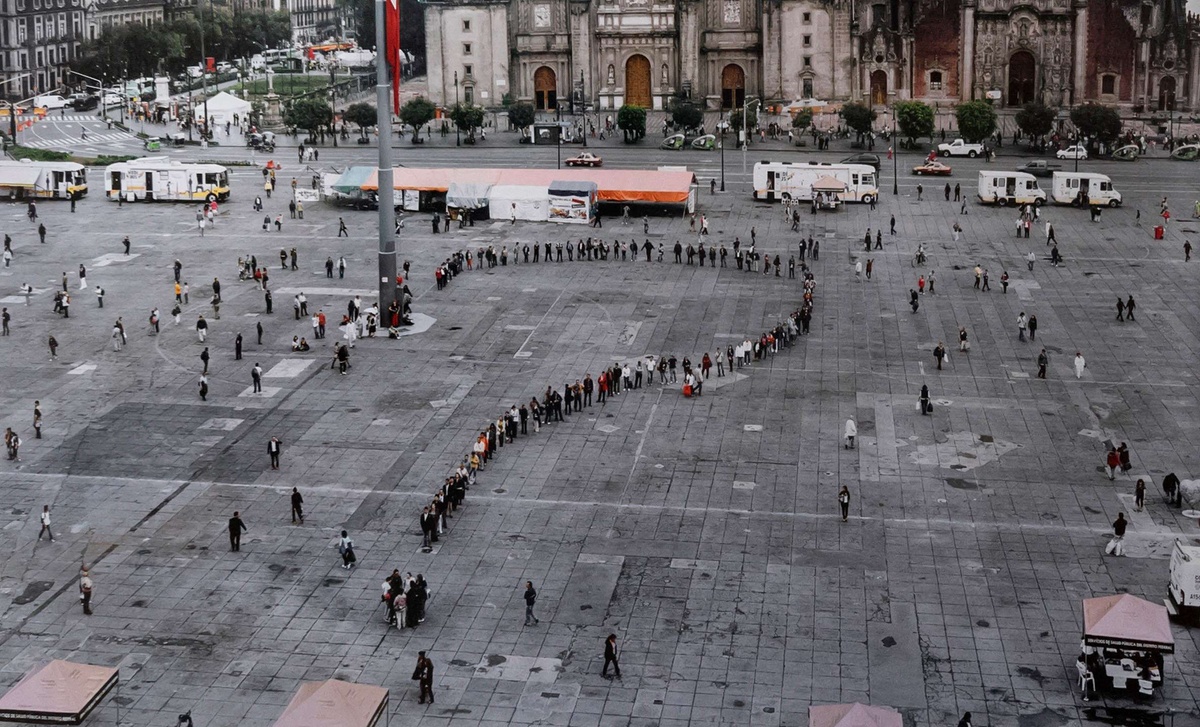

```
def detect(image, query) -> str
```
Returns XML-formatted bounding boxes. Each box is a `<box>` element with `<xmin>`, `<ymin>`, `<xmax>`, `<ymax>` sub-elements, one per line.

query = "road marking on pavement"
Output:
<box><xmin>264</xmin><ymin>359</ymin><xmax>313</xmax><ymax>378</ymax></box>
<box><xmin>273</xmin><ymin>287</ymin><xmax>375</xmax><ymax>297</ymax></box>
<box><xmin>67</xmin><ymin>363</ymin><xmax>96</xmax><ymax>375</ymax></box>
<box><xmin>89</xmin><ymin>253</ymin><xmax>138</xmax><ymax>267</ymax></box>
<box><xmin>238</xmin><ymin>386</ymin><xmax>281</xmax><ymax>398</ymax></box>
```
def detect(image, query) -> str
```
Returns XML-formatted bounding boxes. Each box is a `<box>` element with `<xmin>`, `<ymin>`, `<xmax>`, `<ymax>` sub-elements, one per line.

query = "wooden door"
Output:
<box><xmin>625</xmin><ymin>55</ymin><xmax>651</xmax><ymax>107</ymax></box>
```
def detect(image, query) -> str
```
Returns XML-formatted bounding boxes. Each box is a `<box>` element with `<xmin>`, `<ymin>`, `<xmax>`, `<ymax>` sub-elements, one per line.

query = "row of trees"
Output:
<box><xmin>71</xmin><ymin>9</ymin><xmax>292</xmax><ymax>82</ymax></box>
<box><xmin>835</xmin><ymin>98</ymin><xmax>1124</xmax><ymax>147</ymax></box>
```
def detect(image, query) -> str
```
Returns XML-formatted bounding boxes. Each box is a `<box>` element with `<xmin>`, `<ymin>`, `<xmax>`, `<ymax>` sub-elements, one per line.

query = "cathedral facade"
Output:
<box><xmin>421</xmin><ymin>0</ymin><xmax>1200</xmax><ymax>114</ymax></box>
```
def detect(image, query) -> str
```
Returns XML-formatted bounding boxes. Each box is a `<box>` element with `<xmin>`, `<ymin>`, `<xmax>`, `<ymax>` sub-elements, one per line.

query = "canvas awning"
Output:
<box><xmin>0</xmin><ymin>660</ymin><xmax>118</xmax><ymax>725</ymax></box>
<box><xmin>359</xmin><ymin>167</ymin><xmax>695</xmax><ymax>205</ymax></box>
<box><xmin>0</xmin><ymin>166</ymin><xmax>42</xmax><ymax>189</ymax></box>
<box><xmin>812</xmin><ymin>175</ymin><xmax>847</xmax><ymax>192</ymax></box>
<box><xmin>488</xmin><ymin>185</ymin><xmax>548</xmax><ymax>221</ymax></box>
<box><xmin>808</xmin><ymin>703</ymin><xmax>903</xmax><ymax>727</ymax></box>
<box><xmin>1083</xmin><ymin>594</ymin><xmax>1175</xmax><ymax>653</ymax></box>
<box><xmin>445</xmin><ymin>181</ymin><xmax>493</xmax><ymax>209</ymax></box>
<box><xmin>548</xmin><ymin>180</ymin><xmax>597</xmax><ymax>198</ymax></box>
<box><xmin>332</xmin><ymin>166</ymin><xmax>375</xmax><ymax>194</ymax></box>
<box><xmin>271</xmin><ymin>679</ymin><xmax>388</xmax><ymax>727</ymax></box>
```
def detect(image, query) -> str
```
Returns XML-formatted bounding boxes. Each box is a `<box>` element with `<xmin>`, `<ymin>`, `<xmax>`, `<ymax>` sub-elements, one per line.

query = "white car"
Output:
<box><xmin>34</xmin><ymin>94</ymin><xmax>68</xmax><ymax>109</ymax></box>
<box><xmin>102</xmin><ymin>92</ymin><xmax>124</xmax><ymax>106</ymax></box>
<box><xmin>1056</xmin><ymin>145</ymin><xmax>1088</xmax><ymax>160</ymax></box>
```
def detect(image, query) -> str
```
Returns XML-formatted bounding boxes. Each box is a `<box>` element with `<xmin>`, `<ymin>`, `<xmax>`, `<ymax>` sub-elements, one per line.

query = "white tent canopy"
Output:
<box><xmin>488</xmin><ymin>185</ymin><xmax>549</xmax><ymax>221</ymax></box>
<box><xmin>445</xmin><ymin>181</ymin><xmax>492</xmax><ymax>210</ymax></box>
<box><xmin>193</xmin><ymin>91</ymin><xmax>251</xmax><ymax>126</ymax></box>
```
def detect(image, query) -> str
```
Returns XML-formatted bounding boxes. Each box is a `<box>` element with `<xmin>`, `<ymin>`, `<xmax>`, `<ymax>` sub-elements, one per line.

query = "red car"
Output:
<box><xmin>912</xmin><ymin>161</ymin><xmax>953</xmax><ymax>176</ymax></box>
<box><xmin>565</xmin><ymin>152</ymin><xmax>603</xmax><ymax>167</ymax></box>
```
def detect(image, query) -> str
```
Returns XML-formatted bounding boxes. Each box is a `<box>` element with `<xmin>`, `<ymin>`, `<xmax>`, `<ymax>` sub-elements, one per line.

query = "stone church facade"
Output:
<box><xmin>422</xmin><ymin>0</ymin><xmax>1200</xmax><ymax>114</ymax></box>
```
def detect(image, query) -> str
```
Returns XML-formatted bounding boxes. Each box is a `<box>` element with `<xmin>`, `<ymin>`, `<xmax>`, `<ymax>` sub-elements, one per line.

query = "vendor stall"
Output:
<box><xmin>0</xmin><ymin>660</ymin><xmax>119</xmax><ymax>725</ymax></box>
<box><xmin>271</xmin><ymin>679</ymin><xmax>388</xmax><ymax>727</ymax></box>
<box><xmin>808</xmin><ymin>703</ymin><xmax>902</xmax><ymax>727</ymax></box>
<box><xmin>811</xmin><ymin>175</ymin><xmax>846</xmax><ymax>210</ymax></box>
<box><xmin>1080</xmin><ymin>594</ymin><xmax>1174</xmax><ymax>697</ymax></box>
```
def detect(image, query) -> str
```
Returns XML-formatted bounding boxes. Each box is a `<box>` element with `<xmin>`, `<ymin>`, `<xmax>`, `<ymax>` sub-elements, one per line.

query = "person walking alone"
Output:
<box><xmin>524</xmin><ymin>581</ymin><xmax>539</xmax><ymax>626</ymax></box>
<box><xmin>79</xmin><ymin>568</ymin><xmax>94</xmax><ymax>615</ymax></box>
<box><xmin>338</xmin><ymin>530</ymin><xmax>356</xmax><ymax>569</ymax></box>
<box><xmin>228</xmin><ymin>511</ymin><xmax>247</xmax><ymax>551</ymax></box>
<box><xmin>602</xmin><ymin>634</ymin><xmax>621</xmax><ymax>678</ymax></box>
<box><xmin>1108</xmin><ymin>513</ymin><xmax>1127</xmax><ymax>556</ymax></box>
<box><xmin>37</xmin><ymin>505</ymin><xmax>54</xmax><ymax>541</ymax></box>
<box><xmin>268</xmin><ymin>436</ymin><xmax>282</xmax><ymax>469</ymax></box>
<box><xmin>291</xmin><ymin>487</ymin><xmax>304</xmax><ymax>523</ymax></box>
<box><xmin>1074</xmin><ymin>352</ymin><xmax>1086</xmax><ymax>379</ymax></box>
<box><xmin>838</xmin><ymin>486</ymin><xmax>850</xmax><ymax>522</ymax></box>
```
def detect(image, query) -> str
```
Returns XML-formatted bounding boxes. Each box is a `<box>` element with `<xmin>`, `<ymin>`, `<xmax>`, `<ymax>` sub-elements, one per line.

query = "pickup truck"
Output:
<box><xmin>937</xmin><ymin>139</ymin><xmax>984</xmax><ymax>158</ymax></box>
<box><xmin>1017</xmin><ymin>160</ymin><xmax>1061</xmax><ymax>177</ymax></box>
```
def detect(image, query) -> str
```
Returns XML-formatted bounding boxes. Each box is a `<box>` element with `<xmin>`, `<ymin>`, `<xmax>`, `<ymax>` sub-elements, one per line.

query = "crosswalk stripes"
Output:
<box><xmin>18</xmin><ymin>132</ymin><xmax>137</xmax><ymax>148</ymax></box>
<box><xmin>36</xmin><ymin>114</ymin><xmax>111</xmax><ymax>122</ymax></box>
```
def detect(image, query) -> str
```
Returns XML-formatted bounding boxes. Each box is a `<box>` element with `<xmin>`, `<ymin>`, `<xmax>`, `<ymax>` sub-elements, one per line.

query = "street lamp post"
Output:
<box><xmin>719</xmin><ymin>123</ymin><xmax>725</xmax><ymax>192</ymax></box>
<box><xmin>890</xmin><ymin>92</ymin><xmax>898</xmax><ymax>196</ymax></box>
<box><xmin>453</xmin><ymin>70</ymin><xmax>460</xmax><ymax>147</ymax></box>
<box><xmin>556</xmin><ymin>96</ymin><xmax>562</xmax><ymax>169</ymax></box>
<box><xmin>580</xmin><ymin>70</ymin><xmax>586</xmax><ymax>148</ymax></box>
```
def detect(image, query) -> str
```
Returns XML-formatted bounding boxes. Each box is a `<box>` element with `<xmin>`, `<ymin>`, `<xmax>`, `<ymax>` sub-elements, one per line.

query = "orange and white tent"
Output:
<box><xmin>0</xmin><ymin>660</ymin><xmax>118</xmax><ymax>725</ymax></box>
<box><xmin>271</xmin><ymin>679</ymin><xmax>388</xmax><ymax>727</ymax></box>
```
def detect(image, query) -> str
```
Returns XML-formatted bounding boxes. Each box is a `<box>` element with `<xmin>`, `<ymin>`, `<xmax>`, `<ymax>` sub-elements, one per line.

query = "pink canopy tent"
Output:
<box><xmin>271</xmin><ymin>679</ymin><xmax>388</xmax><ymax>727</ymax></box>
<box><xmin>811</xmin><ymin>175</ymin><xmax>848</xmax><ymax>193</ymax></box>
<box><xmin>808</xmin><ymin>703</ymin><xmax>903</xmax><ymax>727</ymax></box>
<box><xmin>359</xmin><ymin>167</ymin><xmax>697</xmax><ymax>204</ymax></box>
<box><xmin>0</xmin><ymin>660</ymin><xmax>118</xmax><ymax>725</ymax></box>
<box><xmin>1083</xmin><ymin>594</ymin><xmax>1175</xmax><ymax>653</ymax></box>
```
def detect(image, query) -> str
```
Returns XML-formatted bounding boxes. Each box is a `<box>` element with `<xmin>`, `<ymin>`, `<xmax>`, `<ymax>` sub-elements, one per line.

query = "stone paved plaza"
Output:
<box><xmin>0</xmin><ymin>145</ymin><xmax>1198</xmax><ymax>727</ymax></box>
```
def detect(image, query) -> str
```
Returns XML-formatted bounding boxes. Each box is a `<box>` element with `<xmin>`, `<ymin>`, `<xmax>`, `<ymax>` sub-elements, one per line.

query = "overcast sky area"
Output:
<box><xmin>1190</xmin><ymin>0</ymin><xmax>1200</xmax><ymax>13</ymax></box>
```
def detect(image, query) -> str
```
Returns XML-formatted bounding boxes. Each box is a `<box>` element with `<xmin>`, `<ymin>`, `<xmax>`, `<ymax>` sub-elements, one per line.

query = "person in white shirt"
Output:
<box><xmin>844</xmin><ymin>419</ymin><xmax>857</xmax><ymax>449</ymax></box>
<box><xmin>38</xmin><ymin>505</ymin><xmax>53</xmax><ymax>541</ymax></box>
<box><xmin>1074</xmin><ymin>352</ymin><xmax>1086</xmax><ymax>379</ymax></box>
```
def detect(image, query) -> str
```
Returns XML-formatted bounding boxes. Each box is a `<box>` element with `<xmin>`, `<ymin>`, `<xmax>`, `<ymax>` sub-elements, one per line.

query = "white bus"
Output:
<box><xmin>977</xmin><ymin>171</ymin><xmax>1045</xmax><ymax>206</ymax></box>
<box><xmin>104</xmin><ymin>158</ymin><xmax>230</xmax><ymax>202</ymax></box>
<box><xmin>1050</xmin><ymin>172</ymin><xmax>1122</xmax><ymax>207</ymax></box>
<box><xmin>0</xmin><ymin>159</ymin><xmax>87</xmax><ymax>199</ymax></box>
<box><xmin>752</xmin><ymin>161</ymin><xmax>878</xmax><ymax>204</ymax></box>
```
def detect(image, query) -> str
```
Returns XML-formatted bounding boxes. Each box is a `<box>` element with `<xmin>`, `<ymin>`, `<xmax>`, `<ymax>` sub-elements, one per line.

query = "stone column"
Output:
<box><xmin>960</xmin><ymin>1</ymin><xmax>975</xmax><ymax>101</ymax></box>
<box><xmin>1072</xmin><ymin>0</ymin><xmax>1087</xmax><ymax>105</ymax></box>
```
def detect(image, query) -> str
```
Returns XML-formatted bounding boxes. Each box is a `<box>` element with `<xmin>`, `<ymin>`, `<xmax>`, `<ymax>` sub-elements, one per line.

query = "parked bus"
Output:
<box><xmin>752</xmin><ymin>161</ymin><xmax>878</xmax><ymax>204</ymax></box>
<box><xmin>976</xmin><ymin>171</ymin><xmax>1045</xmax><ymax>206</ymax></box>
<box><xmin>104</xmin><ymin>157</ymin><xmax>230</xmax><ymax>202</ymax></box>
<box><xmin>1050</xmin><ymin>172</ymin><xmax>1122</xmax><ymax>207</ymax></box>
<box><xmin>0</xmin><ymin>159</ymin><xmax>86</xmax><ymax>200</ymax></box>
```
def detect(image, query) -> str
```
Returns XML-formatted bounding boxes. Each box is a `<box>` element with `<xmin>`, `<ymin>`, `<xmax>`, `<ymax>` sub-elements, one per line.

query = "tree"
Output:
<box><xmin>670</xmin><ymin>102</ymin><xmax>704</xmax><ymax>132</ymax></box>
<box><xmin>343</xmin><ymin>102</ymin><xmax>377</xmax><ymax>140</ymax></box>
<box><xmin>727</xmin><ymin>99</ymin><xmax>759</xmax><ymax>140</ymax></box>
<box><xmin>839</xmin><ymin>102</ymin><xmax>876</xmax><ymax>135</ymax></box>
<box><xmin>955</xmin><ymin>100</ymin><xmax>997</xmax><ymax>143</ymax></box>
<box><xmin>791</xmin><ymin>108</ymin><xmax>813</xmax><ymax>130</ymax></box>
<box><xmin>283</xmin><ymin>97</ymin><xmax>334</xmax><ymax>139</ymax></box>
<box><xmin>399</xmin><ymin>96</ymin><xmax>436</xmax><ymax>137</ymax></box>
<box><xmin>1070</xmin><ymin>103</ymin><xmax>1122</xmax><ymax>144</ymax></box>
<box><xmin>617</xmin><ymin>104</ymin><xmax>646</xmax><ymax>143</ymax></box>
<box><xmin>507</xmin><ymin>101</ymin><xmax>535</xmax><ymax>132</ymax></box>
<box><xmin>449</xmin><ymin>103</ymin><xmax>485</xmax><ymax>140</ymax></box>
<box><xmin>1015</xmin><ymin>102</ymin><xmax>1056</xmax><ymax>139</ymax></box>
<box><xmin>895</xmin><ymin>101</ymin><xmax>935</xmax><ymax>146</ymax></box>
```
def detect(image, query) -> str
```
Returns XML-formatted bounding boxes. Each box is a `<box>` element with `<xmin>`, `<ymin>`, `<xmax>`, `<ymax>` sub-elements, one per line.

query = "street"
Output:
<box><xmin>0</xmin><ymin>127</ymin><xmax>1196</xmax><ymax>727</ymax></box>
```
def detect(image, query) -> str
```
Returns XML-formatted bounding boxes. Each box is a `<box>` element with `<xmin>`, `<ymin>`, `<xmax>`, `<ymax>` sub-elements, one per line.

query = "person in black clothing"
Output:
<box><xmin>291</xmin><ymin>487</ymin><xmax>304</xmax><ymax>523</ymax></box>
<box><xmin>919</xmin><ymin>384</ymin><xmax>930</xmax><ymax>415</ymax></box>
<box><xmin>228</xmin><ymin>511</ymin><xmax>247</xmax><ymax>551</ymax></box>
<box><xmin>602</xmin><ymin>634</ymin><xmax>621</xmax><ymax>678</ymax></box>
<box><xmin>524</xmin><ymin>581</ymin><xmax>539</xmax><ymax>626</ymax></box>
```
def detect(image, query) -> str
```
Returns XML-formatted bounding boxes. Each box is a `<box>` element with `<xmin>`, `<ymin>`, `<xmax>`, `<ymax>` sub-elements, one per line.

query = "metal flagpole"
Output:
<box><xmin>375</xmin><ymin>0</ymin><xmax>397</xmax><ymax>315</ymax></box>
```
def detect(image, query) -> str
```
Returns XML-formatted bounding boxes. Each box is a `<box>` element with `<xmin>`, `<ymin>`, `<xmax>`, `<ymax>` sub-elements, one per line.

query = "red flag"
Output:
<box><xmin>385</xmin><ymin>0</ymin><xmax>401</xmax><ymax>114</ymax></box>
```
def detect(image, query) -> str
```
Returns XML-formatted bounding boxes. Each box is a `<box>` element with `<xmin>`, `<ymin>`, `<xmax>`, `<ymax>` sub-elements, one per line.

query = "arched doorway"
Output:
<box><xmin>1158</xmin><ymin>76</ymin><xmax>1176</xmax><ymax>111</ymax></box>
<box><xmin>1007</xmin><ymin>51</ymin><xmax>1036</xmax><ymax>106</ymax></box>
<box><xmin>534</xmin><ymin>66</ymin><xmax>557</xmax><ymax>111</ymax></box>
<box><xmin>870</xmin><ymin>70</ymin><xmax>888</xmax><ymax>106</ymax></box>
<box><xmin>625</xmin><ymin>55</ymin><xmax>651</xmax><ymax>107</ymax></box>
<box><xmin>721</xmin><ymin>64</ymin><xmax>745</xmax><ymax>109</ymax></box>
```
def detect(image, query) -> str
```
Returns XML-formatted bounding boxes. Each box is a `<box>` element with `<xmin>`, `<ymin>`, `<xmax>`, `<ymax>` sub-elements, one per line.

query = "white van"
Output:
<box><xmin>1050</xmin><ymin>172</ymin><xmax>1122</xmax><ymax>207</ymax></box>
<box><xmin>976</xmin><ymin>171</ymin><xmax>1045</xmax><ymax>206</ymax></box>
<box><xmin>1168</xmin><ymin>540</ymin><xmax>1200</xmax><ymax>616</ymax></box>
<box><xmin>33</xmin><ymin>94</ymin><xmax>68</xmax><ymax>109</ymax></box>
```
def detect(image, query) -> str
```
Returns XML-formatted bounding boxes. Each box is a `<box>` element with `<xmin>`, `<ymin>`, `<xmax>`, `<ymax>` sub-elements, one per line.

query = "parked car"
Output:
<box><xmin>1017</xmin><ymin>160</ymin><xmax>1061</xmax><ymax>177</ymax></box>
<box><xmin>71</xmin><ymin>96</ymin><xmax>99</xmax><ymax>111</ymax></box>
<box><xmin>102</xmin><ymin>92</ymin><xmax>124</xmax><ymax>106</ymax></box>
<box><xmin>840</xmin><ymin>152</ymin><xmax>881</xmax><ymax>170</ymax></box>
<box><xmin>912</xmin><ymin>160</ymin><xmax>953</xmax><ymax>176</ymax></box>
<box><xmin>937</xmin><ymin>138</ymin><xmax>984</xmax><ymax>157</ymax></box>
<box><xmin>1056</xmin><ymin>145</ymin><xmax>1088</xmax><ymax>160</ymax></box>
<box><xmin>565</xmin><ymin>152</ymin><xmax>603</xmax><ymax>167</ymax></box>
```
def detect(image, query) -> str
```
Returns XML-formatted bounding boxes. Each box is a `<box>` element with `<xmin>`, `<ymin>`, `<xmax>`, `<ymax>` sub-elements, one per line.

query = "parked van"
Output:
<box><xmin>976</xmin><ymin>171</ymin><xmax>1045</xmax><ymax>206</ymax></box>
<box><xmin>1050</xmin><ymin>172</ymin><xmax>1122</xmax><ymax>207</ymax></box>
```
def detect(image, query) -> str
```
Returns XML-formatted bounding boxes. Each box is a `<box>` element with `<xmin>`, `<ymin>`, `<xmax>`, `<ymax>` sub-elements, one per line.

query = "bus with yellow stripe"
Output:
<box><xmin>104</xmin><ymin>157</ymin><xmax>230</xmax><ymax>203</ymax></box>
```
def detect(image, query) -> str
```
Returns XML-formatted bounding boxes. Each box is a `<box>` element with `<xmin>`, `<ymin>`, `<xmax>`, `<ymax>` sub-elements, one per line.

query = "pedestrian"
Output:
<box><xmin>1106</xmin><ymin>447</ymin><xmax>1120</xmax><ymax>480</ymax></box>
<box><xmin>95</xmin><ymin>286</ymin><xmax>104</xmax><ymax>307</ymax></box>
<box><xmin>838</xmin><ymin>486</ymin><xmax>850</xmax><ymax>522</ymax></box>
<box><xmin>338</xmin><ymin>530</ymin><xmax>356</xmax><ymax>569</ymax></box>
<box><xmin>1118</xmin><ymin>442</ymin><xmax>1131</xmax><ymax>473</ymax></box>
<box><xmin>200</xmin><ymin>347</ymin><xmax>210</xmax><ymax>375</ymax></box>
<box><xmin>252</xmin><ymin>363</ymin><xmax>263</xmax><ymax>393</ymax></box>
<box><xmin>1037</xmin><ymin>348</ymin><xmax>1048</xmax><ymax>379</ymax></box>
<box><xmin>37</xmin><ymin>505</ymin><xmax>54</xmax><ymax>541</ymax></box>
<box><xmin>414</xmin><ymin>652</ymin><xmax>434</xmax><ymax>704</ymax></box>
<box><xmin>1125</xmin><ymin>295</ymin><xmax>1136</xmax><ymax>321</ymax></box>
<box><xmin>32</xmin><ymin>400</ymin><xmax>41</xmax><ymax>439</ymax></box>
<box><xmin>196</xmin><ymin>314</ymin><xmax>208</xmax><ymax>342</ymax></box>
<box><xmin>602</xmin><ymin>634</ymin><xmax>621</xmax><ymax>678</ymax></box>
<box><xmin>198</xmin><ymin>374</ymin><xmax>209</xmax><ymax>400</ymax></box>
<box><xmin>78</xmin><ymin>264</ymin><xmax>87</xmax><ymax>290</ymax></box>
<box><xmin>1107</xmin><ymin>513</ymin><xmax>1127</xmax><ymax>556</ymax></box>
<box><xmin>957</xmin><ymin>713</ymin><xmax>972</xmax><ymax>727</ymax></box>
<box><xmin>48</xmin><ymin>335</ymin><xmax>57</xmax><ymax>360</ymax></box>
<box><xmin>1028</xmin><ymin>314</ymin><xmax>1038</xmax><ymax>341</ymax></box>
<box><xmin>1074</xmin><ymin>352</ymin><xmax>1086</xmax><ymax>379</ymax></box>
<box><xmin>843</xmin><ymin>418</ymin><xmax>856</xmax><ymax>449</ymax></box>
<box><xmin>1</xmin><ymin>307</ymin><xmax>8</xmax><ymax>336</ymax></box>
<box><xmin>38</xmin><ymin>223</ymin><xmax>46</xmax><ymax>243</ymax></box>
<box><xmin>79</xmin><ymin>568</ymin><xmax>93</xmax><ymax>615</ymax></box>
<box><xmin>122</xmin><ymin>236</ymin><xmax>131</xmax><ymax>255</ymax></box>
<box><xmin>268</xmin><ymin>436</ymin><xmax>282</xmax><ymax>469</ymax></box>
<box><xmin>338</xmin><ymin>256</ymin><xmax>346</xmax><ymax>279</ymax></box>
<box><xmin>235</xmin><ymin>332</ymin><xmax>243</xmax><ymax>360</ymax></box>
<box><xmin>934</xmin><ymin>342</ymin><xmax>946</xmax><ymax>370</ymax></box>
<box><xmin>1017</xmin><ymin>312</ymin><xmax>1027</xmax><ymax>342</ymax></box>
<box><xmin>338</xmin><ymin>218</ymin><xmax>348</xmax><ymax>237</ymax></box>
<box><xmin>1115</xmin><ymin>297</ymin><xmax>1125</xmax><ymax>321</ymax></box>
<box><xmin>228</xmin><ymin>511</ymin><xmax>247</xmax><ymax>551</ymax></box>
<box><xmin>1027</xmin><ymin>251</ymin><xmax>1036</xmax><ymax>271</ymax></box>
<box><xmin>1135</xmin><ymin>479</ymin><xmax>1146</xmax><ymax>511</ymax></box>
<box><xmin>257</xmin><ymin>321</ymin><xmax>264</xmax><ymax>345</ymax></box>
<box><xmin>524</xmin><ymin>581</ymin><xmax>539</xmax><ymax>625</ymax></box>
<box><xmin>889</xmin><ymin>214</ymin><xmax>896</xmax><ymax>235</ymax></box>
<box><xmin>919</xmin><ymin>384</ymin><xmax>930</xmax><ymax>415</ymax></box>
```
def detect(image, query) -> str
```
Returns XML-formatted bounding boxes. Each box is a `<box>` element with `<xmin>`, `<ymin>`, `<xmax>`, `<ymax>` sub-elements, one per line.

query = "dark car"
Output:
<box><xmin>840</xmin><ymin>153</ymin><xmax>881</xmax><ymax>170</ymax></box>
<box><xmin>70</xmin><ymin>96</ymin><xmax>99</xmax><ymax>111</ymax></box>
